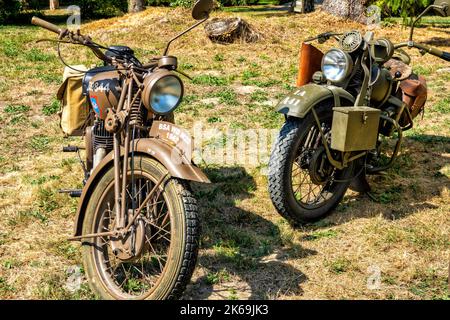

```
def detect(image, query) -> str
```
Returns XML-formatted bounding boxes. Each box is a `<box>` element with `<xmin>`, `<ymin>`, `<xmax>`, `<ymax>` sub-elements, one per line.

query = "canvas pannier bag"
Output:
<box><xmin>56</xmin><ymin>65</ymin><xmax>89</xmax><ymax>136</ymax></box>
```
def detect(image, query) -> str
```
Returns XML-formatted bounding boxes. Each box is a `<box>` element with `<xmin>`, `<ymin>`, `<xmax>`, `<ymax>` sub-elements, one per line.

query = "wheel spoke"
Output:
<box><xmin>92</xmin><ymin>173</ymin><xmax>173</xmax><ymax>298</ymax></box>
<box><xmin>289</xmin><ymin>116</ymin><xmax>343</xmax><ymax>209</ymax></box>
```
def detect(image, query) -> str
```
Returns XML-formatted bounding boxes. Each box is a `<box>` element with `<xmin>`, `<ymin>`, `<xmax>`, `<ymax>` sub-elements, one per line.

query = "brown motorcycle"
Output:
<box><xmin>268</xmin><ymin>1</ymin><xmax>449</xmax><ymax>225</ymax></box>
<box><xmin>32</xmin><ymin>0</ymin><xmax>214</xmax><ymax>299</ymax></box>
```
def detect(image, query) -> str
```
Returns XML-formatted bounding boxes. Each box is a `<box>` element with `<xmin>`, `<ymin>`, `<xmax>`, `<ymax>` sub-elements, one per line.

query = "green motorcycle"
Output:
<box><xmin>268</xmin><ymin>1</ymin><xmax>450</xmax><ymax>225</ymax></box>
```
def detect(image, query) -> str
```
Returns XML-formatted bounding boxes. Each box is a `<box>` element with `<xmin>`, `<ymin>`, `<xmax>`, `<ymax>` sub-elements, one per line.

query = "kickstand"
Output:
<box><xmin>349</xmin><ymin>173</ymin><xmax>371</xmax><ymax>193</ymax></box>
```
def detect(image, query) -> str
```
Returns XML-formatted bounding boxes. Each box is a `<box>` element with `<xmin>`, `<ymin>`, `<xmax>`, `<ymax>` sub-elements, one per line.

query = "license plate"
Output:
<box><xmin>149</xmin><ymin>121</ymin><xmax>193</xmax><ymax>157</ymax></box>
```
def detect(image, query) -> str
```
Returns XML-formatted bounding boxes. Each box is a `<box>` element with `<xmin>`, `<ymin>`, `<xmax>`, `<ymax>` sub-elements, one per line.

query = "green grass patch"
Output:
<box><xmin>24</xmin><ymin>48</ymin><xmax>55</xmax><ymax>62</ymax></box>
<box><xmin>36</xmin><ymin>187</ymin><xmax>58</xmax><ymax>213</ymax></box>
<box><xmin>242</xmin><ymin>69</ymin><xmax>261</xmax><ymax>80</ymax></box>
<box><xmin>192</xmin><ymin>75</ymin><xmax>230</xmax><ymax>86</ymax></box>
<box><xmin>205</xmin><ymin>269</ymin><xmax>231</xmax><ymax>285</ymax></box>
<box><xmin>4</xmin><ymin>105</ymin><xmax>30</xmax><ymax>114</ymax></box>
<box><xmin>30</xmin><ymin>135</ymin><xmax>50</xmax><ymax>151</ymax></box>
<box><xmin>303</xmin><ymin>229</ymin><xmax>338</xmax><ymax>241</ymax></box>
<box><xmin>0</xmin><ymin>277</ymin><xmax>16</xmax><ymax>294</ymax></box>
<box><xmin>213</xmin><ymin>53</ymin><xmax>224</xmax><ymax>62</ymax></box>
<box><xmin>1</xmin><ymin>39</ymin><xmax>20</xmax><ymax>58</ymax></box>
<box><xmin>250</xmin><ymin>90</ymin><xmax>269</xmax><ymax>103</ymax></box>
<box><xmin>433</xmin><ymin>97</ymin><xmax>450</xmax><ymax>113</ymax></box>
<box><xmin>328</xmin><ymin>258</ymin><xmax>351</xmax><ymax>274</ymax></box>
<box><xmin>207</xmin><ymin>116</ymin><xmax>222</xmax><ymax>123</ymax></box>
<box><xmin>210</xmin><ymin>88</ymin><xmax>239</xmax><ymax>105</ymax></box>
<box><xmin>377</xmin><ymin>185</ymin><xmax>403</xmax><ymax>204</ymax></box>
<box><xmin>42</xmin><ymin>99</ymin><xmax>60</xmax><ymax>116</ymax></box>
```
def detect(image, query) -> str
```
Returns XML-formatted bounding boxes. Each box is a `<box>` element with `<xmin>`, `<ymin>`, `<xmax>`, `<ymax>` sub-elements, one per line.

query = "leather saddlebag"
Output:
<box><xmin>399</xmin><ymin>76</ymin><xmax>427</xmax><ymax>127</ymax></box>
<box><xmin>56</xmin><ymin>65</ymin><xmax>89</xmax><ymax>136</ymax></box>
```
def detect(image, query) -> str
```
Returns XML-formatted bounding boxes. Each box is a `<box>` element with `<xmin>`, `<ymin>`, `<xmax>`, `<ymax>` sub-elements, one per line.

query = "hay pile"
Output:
<box><xmin>204</xmin><ymin>17</ymin><xmax>261</xmax><ymax>44</ymax></box>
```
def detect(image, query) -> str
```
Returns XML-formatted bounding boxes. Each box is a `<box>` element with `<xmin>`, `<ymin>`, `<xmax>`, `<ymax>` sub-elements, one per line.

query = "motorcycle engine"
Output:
<box><xmin>91</xmin><ymin>120</ymin><xmax>113</xmax><ymax>171</ymax></box>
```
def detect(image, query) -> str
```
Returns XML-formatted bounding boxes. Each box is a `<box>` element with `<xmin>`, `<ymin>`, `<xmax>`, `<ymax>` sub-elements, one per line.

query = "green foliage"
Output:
<box><xmin>170</xmin><ymin>0</ymin><xmax>195</xmax><ymax>7</ymax></box>
<box><xmin>69</xmin><ymin>0</ymin><xmax>128</xmax><ymax>18</ymax></box>
<box><xmin>217</xmin><ymin>0</ymin><xmax>259</xmax><ymax>6</ymax></box>
<box><xmin>146</xmin><ymin>0</ymin><xmax>260</xmax><ymax>7</ymax></box>
<box><xmin>0</xmin><ymin>0</ymin><xmax>21</xmax><ymax>24</ymax></box>
<box><xmin>373</xmin><ymin>0</ymin><xmax>433</xmax><ymax>20</ymax></box>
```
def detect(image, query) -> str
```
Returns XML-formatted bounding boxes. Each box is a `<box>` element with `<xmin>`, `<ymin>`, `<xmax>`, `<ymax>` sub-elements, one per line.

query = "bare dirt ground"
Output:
<box><xmin>0</xmin><ymin>6</ymin><xmax>449</xmax><ymax>299</ymax></box>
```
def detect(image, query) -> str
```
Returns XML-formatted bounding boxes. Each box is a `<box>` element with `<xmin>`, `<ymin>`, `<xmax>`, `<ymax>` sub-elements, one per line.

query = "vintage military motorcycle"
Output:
<box><xmin>268</xmin><ymin>1</ymin><xmax>450</xmax><ymax>225</ymax></box>
<box><xmin>32</xmin><ymin>0</ymin><xmax>214</xmax><ymax>299</ymax></box>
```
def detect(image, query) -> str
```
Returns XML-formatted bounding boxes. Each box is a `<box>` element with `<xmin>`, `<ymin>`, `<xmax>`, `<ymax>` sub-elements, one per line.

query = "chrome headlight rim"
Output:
<box><xmin>321</xmin><ymin>49</ymin><xmax>353</xmax><ymax>83</ymax></box>
<box><xmin>142</xmin><ymin>70</ymin><xmax>184</xmax><ymax>115</ymax></box>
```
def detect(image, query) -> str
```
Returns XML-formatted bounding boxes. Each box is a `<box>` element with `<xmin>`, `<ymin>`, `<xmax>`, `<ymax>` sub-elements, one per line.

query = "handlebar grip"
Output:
<box><xmin>31</xmin><ymin>16</ymin><xmax>62</xmax><ymax>35</ymax></box>
<box><xmin>442</xmin><ymin>51</ymin><xmax>450</xmax><ymax>62</ymax></box>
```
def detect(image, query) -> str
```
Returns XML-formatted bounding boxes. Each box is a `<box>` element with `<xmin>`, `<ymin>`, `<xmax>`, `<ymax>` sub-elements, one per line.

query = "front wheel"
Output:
<box><xmin>268</xmin><ymin>102</ymin><xmax>355</xmax><ymax>225</ymax></box>
<box><xmin>81</xmin><ymin>156</ymin><xmax>199</xmax><ymax>300</ymax></box>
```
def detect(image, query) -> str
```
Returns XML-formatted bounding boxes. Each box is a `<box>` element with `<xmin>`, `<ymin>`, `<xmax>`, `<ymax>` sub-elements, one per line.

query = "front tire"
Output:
<box><xmin>268</xmin><ymin>102</ymin><xmax>355</xmax><ymax>225</ymax></box>
<box><xmin>81</xmin><ymin>156</ymin><xmax>199</xmax><ymax>300</ymax></box>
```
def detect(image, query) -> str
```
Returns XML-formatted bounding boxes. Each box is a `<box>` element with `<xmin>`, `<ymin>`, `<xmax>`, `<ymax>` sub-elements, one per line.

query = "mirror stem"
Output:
<box><xmin>409</xmin><ymin>5</ymin><xmax>440</xmax><ymax>42</ymax></box>
<box><xmin>163</xmin><ymin>16</ymin><xmax>209</xmax><ymax>56</ymax></box>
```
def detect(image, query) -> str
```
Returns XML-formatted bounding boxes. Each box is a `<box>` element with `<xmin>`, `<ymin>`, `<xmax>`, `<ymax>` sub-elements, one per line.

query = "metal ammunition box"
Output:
<box><xmin>331</xmin><ymin>106</ymin><xmax>381</xmax><ymax>152</ymax></box>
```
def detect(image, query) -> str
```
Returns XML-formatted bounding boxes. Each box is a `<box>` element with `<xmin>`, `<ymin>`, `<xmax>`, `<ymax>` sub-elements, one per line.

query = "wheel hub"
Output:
<box><xmin>110</xmin><ymin>214</ymin><xmax>146</xmax><ymax>261</ymax></box>
<box><xmin>308</xmin><ymin>146</ymin><xmax>333</xmax><ymax>185</ymax></box>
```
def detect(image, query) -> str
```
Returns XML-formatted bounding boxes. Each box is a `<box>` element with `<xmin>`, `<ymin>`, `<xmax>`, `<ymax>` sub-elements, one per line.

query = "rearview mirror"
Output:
<box><xmin>433</xmin><ymin>0</ymin><xmax>449</xmax><ymax>16</ymax></box>
<box><xmin>192</xmin><ymin>0</ymin><xmax>214</xmax><ymax>20</ymax></box>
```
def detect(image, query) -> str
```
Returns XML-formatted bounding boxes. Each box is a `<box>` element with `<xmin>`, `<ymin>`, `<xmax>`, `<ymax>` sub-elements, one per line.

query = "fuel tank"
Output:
<box><xmin>370</xmin><ymin>66</ymin><xmax>393</xmax><ymax>106</ymax></box>
<box><xmin>83</xmin><ymin>66</ymin><xmax>121</xmax><ymax>120</ymax></box>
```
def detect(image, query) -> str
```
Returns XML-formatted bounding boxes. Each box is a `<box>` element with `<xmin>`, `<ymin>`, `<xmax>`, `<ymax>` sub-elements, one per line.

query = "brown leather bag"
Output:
<box><xmin>297</xmin><ymin>43</ymin><xmax>323</xmax><ymax>87</ymax></box>
<box><xmin>399</xmin><ymin>76</ymin><xmax>427</xmax><ymax>126</ymax></box>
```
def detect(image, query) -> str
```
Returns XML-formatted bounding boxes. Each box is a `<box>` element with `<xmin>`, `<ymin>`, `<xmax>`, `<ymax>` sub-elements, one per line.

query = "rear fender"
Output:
<box><xmin>276</xmin><ymin>83</ymin><xmax>355</xmax><ymax>118</ymax></box>
<box><xmin>72</xmin><ymin>137</ymin><xmax>209</xmax><ymax>237</ymax></box>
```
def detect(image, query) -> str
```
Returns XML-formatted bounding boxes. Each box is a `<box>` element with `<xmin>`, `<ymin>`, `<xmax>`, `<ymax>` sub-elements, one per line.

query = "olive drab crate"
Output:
<box><xmin>331</xmin><ymin>106</ymin><xmax>381</xmax><ymax>152</ymax></box>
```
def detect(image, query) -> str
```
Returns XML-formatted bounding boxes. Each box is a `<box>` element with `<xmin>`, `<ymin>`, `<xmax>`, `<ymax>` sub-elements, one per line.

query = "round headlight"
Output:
<box><xmin>142</xmin><ymin>70</ymin><xmax>183</xmax><ymax>115</ymax></box>
<box><xmin>321</xmin><ymin>49</ymin><xmax>353</xmax><ymax>83</ymax></box>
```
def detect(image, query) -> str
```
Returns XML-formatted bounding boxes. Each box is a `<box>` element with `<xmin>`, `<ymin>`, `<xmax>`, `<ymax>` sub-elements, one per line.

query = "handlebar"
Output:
<box><xmin>394</xmin><ymin>41</ymin><xmax>450</xmax><ymax>62</ymax></box>
<box><xmin>31</xmin><ymin>16</ymin><xmax>62</xmax><ymax>35</ymax></box>
<box><xmin>31</xmin><ymin>16</ymin><xmax>111</xmax><ymax>63</ymax></box>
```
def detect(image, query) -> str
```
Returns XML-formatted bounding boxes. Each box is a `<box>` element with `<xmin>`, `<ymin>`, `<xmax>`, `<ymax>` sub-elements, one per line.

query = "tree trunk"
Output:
<box><xmin>322</xmin><ymin>0</ymin><xmax>368</xmax><ymax>23</ymax></box>
<box><xmin>49</xmin><ymin>0</ymin><xmax>59</xmax><ymax>10</ymax></box>
<box><xmin>128</xmin><ymin>0</ymin><xmax>145</xmax><ymax>13</ymax></box>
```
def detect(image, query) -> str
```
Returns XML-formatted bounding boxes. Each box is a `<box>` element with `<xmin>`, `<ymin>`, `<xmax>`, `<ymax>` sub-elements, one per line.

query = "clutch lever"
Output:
<box><xmin>304</xmin><ymin>32</ymin><xmax>342</xmax><ymax>44</ymax></box>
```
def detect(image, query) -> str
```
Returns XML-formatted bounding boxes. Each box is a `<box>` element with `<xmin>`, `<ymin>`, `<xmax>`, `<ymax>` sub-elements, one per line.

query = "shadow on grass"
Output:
<box><xmin>184</xmin><ymin>166</ymin><xmax>315</xmax><ymax>300</ymax></box>
<box><xmin>421</xmin><ymin>37</ymin><xmax>450</xmax><ymax>47</ymax></box>
<box><xmin>303</xmin><ymin>134</ymin><xmax>450</xmax><ymax>228</ymax></box>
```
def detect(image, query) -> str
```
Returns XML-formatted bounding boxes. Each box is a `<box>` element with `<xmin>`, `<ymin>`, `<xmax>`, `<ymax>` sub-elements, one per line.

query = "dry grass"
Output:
<box><xmin>0</xmin><ymin>6</ymin><xmax>449</xmax><ymax>300</ymax></box>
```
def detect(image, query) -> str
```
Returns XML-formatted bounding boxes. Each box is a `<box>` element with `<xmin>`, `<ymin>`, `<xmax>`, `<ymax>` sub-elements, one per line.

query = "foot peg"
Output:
<box><xmin>61</xmin><ymin>145</ymin><xmax>89</xmax><ymax>182</ymax></box>
<box><xmin>63</xmin><ymin>145</ymin><xmax>79</xmax><ymax>152</ymax></box>
<box><xmin>59</xmin><ymin>189</ymin><xmax>82</xmax><ymax>197</ymax></box>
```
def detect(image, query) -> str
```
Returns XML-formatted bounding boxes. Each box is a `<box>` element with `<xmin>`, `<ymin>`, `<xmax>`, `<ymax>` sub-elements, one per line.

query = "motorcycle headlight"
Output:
<box><xmin>142</xmin><ymin>70</ymin><xmax>184</xmax><ymax>115</ymax></box>
<box><xmin>321</xmin><ymin>49</ymin><xmax>353</xmax><ymax>83</ymax></box>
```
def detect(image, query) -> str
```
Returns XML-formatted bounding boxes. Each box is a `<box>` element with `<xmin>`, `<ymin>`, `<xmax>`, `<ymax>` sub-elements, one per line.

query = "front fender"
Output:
<box><xmin>276</xmin><ymin>84</ymin><xmax>355</xmax><ymax>118</ymax></box>
<box><xmin>72</xmin><ymin>137</ymin><xmax>209</xmax><ymax>237</ymax></box>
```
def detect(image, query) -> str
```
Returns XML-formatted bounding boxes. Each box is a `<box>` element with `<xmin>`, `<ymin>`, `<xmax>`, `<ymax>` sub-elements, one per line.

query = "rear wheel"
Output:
<box><xmin>268</xmin><ymin>102</ymin><xmax>355</xmax><ymax>225</ymax></box>
<box><xmin>81</xmin><ymin>156</ymin><xmax>199</xmax><ymax>300</ymax></box>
